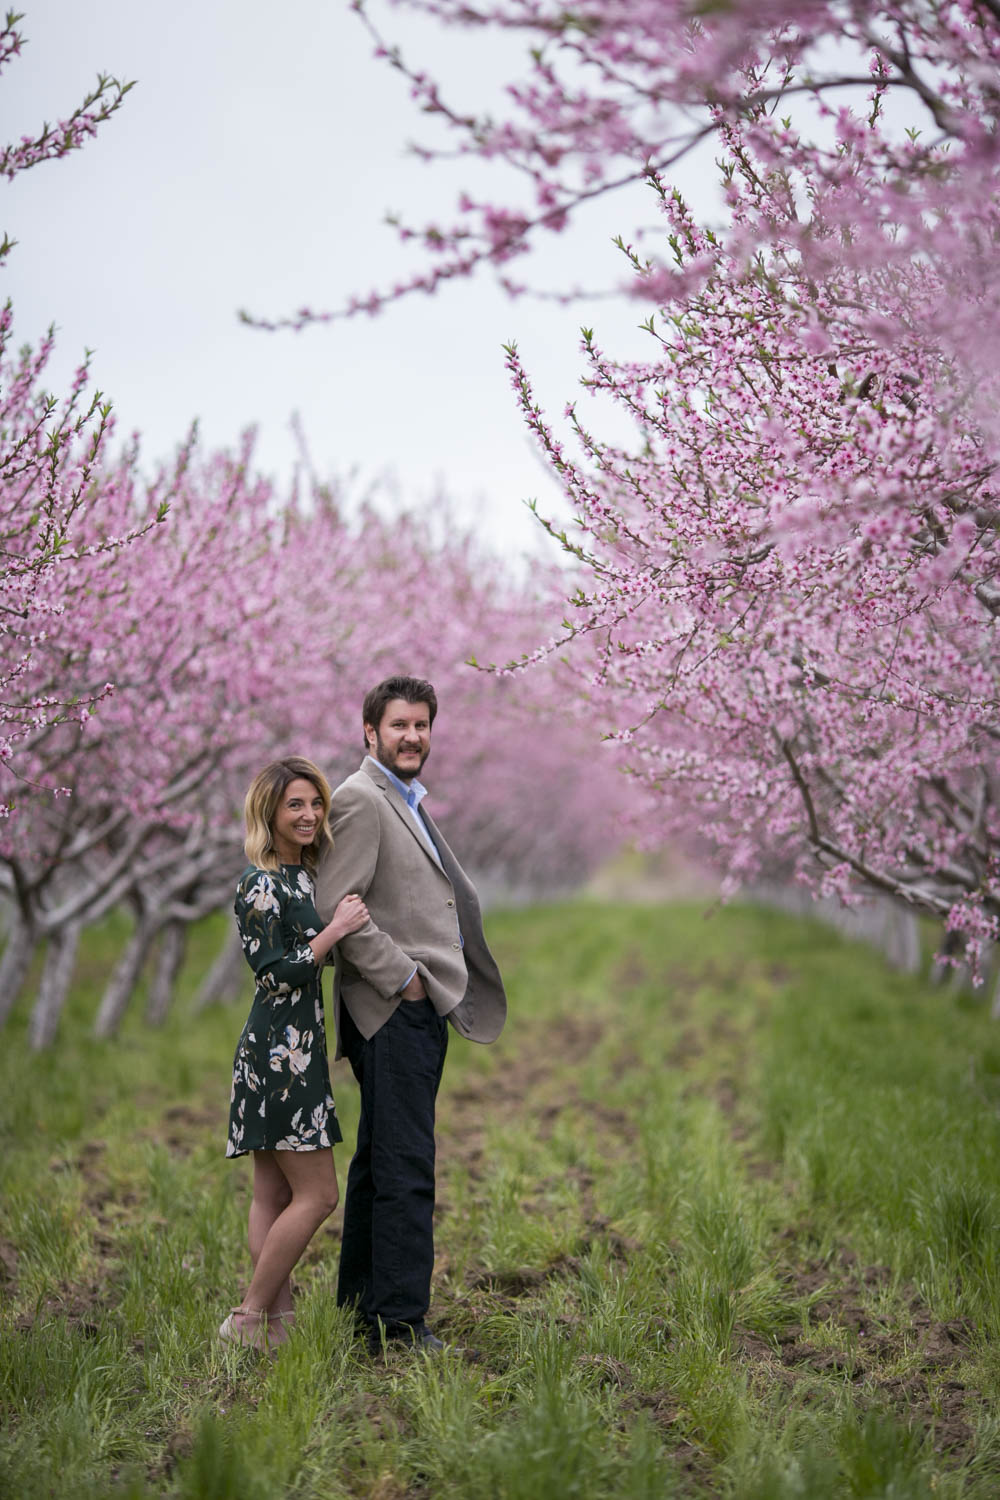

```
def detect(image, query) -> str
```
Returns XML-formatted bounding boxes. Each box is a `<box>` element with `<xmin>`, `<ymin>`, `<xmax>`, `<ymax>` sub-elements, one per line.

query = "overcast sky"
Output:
<box><xmin>1</xmin><ymin>0</ymin><xmax>683</xmax><ymax>559</ymax></box>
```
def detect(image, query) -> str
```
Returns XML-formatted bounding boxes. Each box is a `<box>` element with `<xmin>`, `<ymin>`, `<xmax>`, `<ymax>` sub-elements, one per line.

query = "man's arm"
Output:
<box><xmin>315</xmin><ymin>781</ymin><xmax>417</xmax><ymax>999</ymax></box>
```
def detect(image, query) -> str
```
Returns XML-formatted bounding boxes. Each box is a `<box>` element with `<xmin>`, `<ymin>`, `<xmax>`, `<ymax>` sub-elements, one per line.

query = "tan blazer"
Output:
<box><xmin>314</xmin><ymin>758</ymin><xmax>507</xmax><ymax>1054</ymax></box>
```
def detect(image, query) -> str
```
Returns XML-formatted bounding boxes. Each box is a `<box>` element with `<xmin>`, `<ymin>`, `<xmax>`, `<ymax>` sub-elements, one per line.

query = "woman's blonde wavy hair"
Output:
<box><xmin>243</xmin><ymin>756</ymin><xmax>334</xmax><ymax>875</ymax></box>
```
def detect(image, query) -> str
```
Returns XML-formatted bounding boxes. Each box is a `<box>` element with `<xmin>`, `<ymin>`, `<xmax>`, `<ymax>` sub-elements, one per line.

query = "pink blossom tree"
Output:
<box><xmin>1</xmin><ymin>9</ymin><xmax>138</xmax><ymax>807</ymax></box>
<box><xmin>258</xmin><ymin>1</ymin><xmax>1000</xmax><ymax>976</ymax></box>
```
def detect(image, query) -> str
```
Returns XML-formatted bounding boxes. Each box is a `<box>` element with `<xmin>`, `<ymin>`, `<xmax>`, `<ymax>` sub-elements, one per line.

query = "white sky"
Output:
<box><xmin>1</xmin><ymin>0</ymin><xmax>678</xmax><ymax>561</ymax></box>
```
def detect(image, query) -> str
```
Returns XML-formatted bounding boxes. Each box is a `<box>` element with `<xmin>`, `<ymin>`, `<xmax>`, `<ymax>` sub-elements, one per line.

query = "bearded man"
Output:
<box><xmin>316</xmin><ymin>675</ymin><xmax>506</xmax><ymax>1352</ymax></box>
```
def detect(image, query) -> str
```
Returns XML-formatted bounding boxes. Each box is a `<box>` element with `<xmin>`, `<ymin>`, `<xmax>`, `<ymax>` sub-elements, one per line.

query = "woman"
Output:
<box><xmin>221</xmin><ymin>756</ymin><xmax>369</xmax><ymax>1350</ymax></box>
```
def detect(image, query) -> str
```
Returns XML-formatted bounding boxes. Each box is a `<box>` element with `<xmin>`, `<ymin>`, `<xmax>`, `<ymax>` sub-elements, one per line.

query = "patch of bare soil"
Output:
<box><xmin>734</xmin><ymin>1254</ymin><xmax>978</xmax><ymax>1461</ymax></box>
<box><xmin>617</xmin><ymin>1388</ymin><xmax>715</xmax><ymax>1488</ymax></box>
<box><xmin>0</xmin><ymin>1236</ymin><xmax>18</xmax><ymax>1286</ymax></box>
<box><xmin>14</xmin><ymin>1278</ymin><xmax>118</xmax><ymax>1337</ymax></box>
<box><xmin>161</xmin><ymin>1101</ymin><xmax>227</xmax><ymax>1154</ymax></box>
<box><xmin>439</xmin><ymin>1010</ymin><xmax>628</xmax><ymax>1182</ymax></box>
<box><xmin>465</xmin><ymin>1252</ymin><xmax>582</xmax><ymax>1299</ymax></box>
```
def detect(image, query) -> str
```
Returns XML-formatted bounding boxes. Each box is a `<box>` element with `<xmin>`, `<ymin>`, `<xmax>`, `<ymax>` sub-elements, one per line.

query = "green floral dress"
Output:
<box><xmin>226</xmin><ymin>863</ymin><xmax>342</xmax><ymax>1158</ymax></box>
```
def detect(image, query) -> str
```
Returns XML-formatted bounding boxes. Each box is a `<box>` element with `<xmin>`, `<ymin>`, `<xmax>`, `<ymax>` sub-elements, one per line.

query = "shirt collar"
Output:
<box><xmin>368</xmin><ymin>754</ymin><xmax>428</xmax><ymax>809</ymax></box>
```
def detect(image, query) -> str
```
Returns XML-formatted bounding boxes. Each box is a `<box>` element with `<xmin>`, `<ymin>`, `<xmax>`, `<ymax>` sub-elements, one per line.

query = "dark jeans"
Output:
<box><xmin>337</xmin><ymin>997</ymin><xmax>448</xmax><ymax>1333</ymax></box>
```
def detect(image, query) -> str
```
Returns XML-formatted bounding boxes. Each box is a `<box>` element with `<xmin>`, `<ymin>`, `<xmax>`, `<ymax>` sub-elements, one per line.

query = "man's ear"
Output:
<box><xmin>363</xmin><ymin>722</ymin><xmax>376</xmax><ymax>749</ymax></box>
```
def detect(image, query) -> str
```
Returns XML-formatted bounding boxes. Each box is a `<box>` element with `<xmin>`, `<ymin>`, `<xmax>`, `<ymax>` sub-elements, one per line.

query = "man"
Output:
<box><xmin>315</xmin><ymin>675</ymin><xmax>507</xmax><ymax>1352</ymax></box>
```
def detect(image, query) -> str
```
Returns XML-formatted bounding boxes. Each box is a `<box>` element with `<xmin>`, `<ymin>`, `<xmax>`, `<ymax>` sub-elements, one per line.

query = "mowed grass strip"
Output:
<box><xmin>1</xmin><ymin>901</ymin><xmax>999</xmax><ymax>1498</ymax></box>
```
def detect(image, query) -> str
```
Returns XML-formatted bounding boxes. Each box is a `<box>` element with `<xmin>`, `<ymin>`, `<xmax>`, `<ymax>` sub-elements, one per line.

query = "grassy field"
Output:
<box><xmin>2</xmin><ymin>900</ymin><xmax>1000</xmax><ymax>1499</ymax></box>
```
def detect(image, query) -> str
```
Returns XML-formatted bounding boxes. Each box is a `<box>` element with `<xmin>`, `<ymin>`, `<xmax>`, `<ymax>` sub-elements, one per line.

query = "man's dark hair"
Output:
<box><xmin>362</xmin><ymin>676</ymin><xmax>438</xmax><ymax>747</ymax></box>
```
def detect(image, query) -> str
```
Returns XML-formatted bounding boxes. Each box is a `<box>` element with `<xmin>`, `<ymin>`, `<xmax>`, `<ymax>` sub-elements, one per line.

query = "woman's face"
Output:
<box><xmin>271</xmin><ymin>778</ymin><xmax>325</xmax><ymax>862</ymax></box>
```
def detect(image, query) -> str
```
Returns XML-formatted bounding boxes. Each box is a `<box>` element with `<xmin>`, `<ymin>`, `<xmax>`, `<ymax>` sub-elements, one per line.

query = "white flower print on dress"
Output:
<box><xmin>270</xmin><ymin>1025</ymin><xmax>312</xmax><ymax>1078</ymax></box>
<box><xmin>247</xmin><ymin>873</ymin><xmax>281</xmax><ymax>915</ymax></box>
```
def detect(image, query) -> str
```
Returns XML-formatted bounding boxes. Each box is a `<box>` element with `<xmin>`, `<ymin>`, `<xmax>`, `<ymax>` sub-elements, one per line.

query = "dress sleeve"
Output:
<box><xmin>234</xmin><ymin>869</ymin><xmax>317</xmax><ymax>997</ymax></box>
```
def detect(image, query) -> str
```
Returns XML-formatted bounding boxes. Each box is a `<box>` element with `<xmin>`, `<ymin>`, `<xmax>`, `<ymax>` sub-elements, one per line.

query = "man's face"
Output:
<box><xmin>366</xmin><ymin>698</ymin><xmax>432</xmax><ymax>782</ymax></box>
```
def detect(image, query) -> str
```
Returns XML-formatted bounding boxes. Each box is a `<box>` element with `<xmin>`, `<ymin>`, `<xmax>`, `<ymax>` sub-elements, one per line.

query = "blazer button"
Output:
<box><xmin>446</xmin><ymin>898</ymin><xmax>455</xmax><ymax>907</ymax></box>
<box><xmin>451</xmin><ymin>941</ymin><xmax>460</xmax><ymax>950</ymax></box>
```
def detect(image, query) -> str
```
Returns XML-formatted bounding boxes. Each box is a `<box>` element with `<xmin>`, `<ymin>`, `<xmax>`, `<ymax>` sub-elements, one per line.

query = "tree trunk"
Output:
<box><xmin>883</xmin><ymin>905</ymin><xmax>921</xmax><ymax>974</ymax></box>
<box><xmin>146</xmin><ymin>920</ymin><xmax>187</xmax><ymax>1026</ymax></box>
<box><xmin>28</xmin><ymin>923</ymin><xmax>83</xmax><ymax>1050</ymax></box>
<box><xmin>929</xmin><ymin>929</ymin><xmax>963</xmax><ymax>986</ymax></box>
<box><xmin>193</xmin><ymin>927</ymin><xmax>246</xmax><ymax>1011</ymax></box>
<box><xmin>93</xmin><ymin>915</ymin><xmax>157</xmax><ymax>1039</ymax></box>
<box><xmin>0</xmin><ymin>910</ymin><xmax>37</xmax><ymax>1028</ymax></box>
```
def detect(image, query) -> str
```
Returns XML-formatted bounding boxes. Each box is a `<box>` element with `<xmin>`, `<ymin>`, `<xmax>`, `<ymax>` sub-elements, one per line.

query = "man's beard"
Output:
<box><xmin>374</xmin><ymin>732</ymin><xmax>429</xmax><ymax>782</ymax></box>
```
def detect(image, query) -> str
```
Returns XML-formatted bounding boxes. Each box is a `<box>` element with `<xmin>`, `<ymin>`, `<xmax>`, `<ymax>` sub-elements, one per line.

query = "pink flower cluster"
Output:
<box><xmin>0</xmin><ymin>14</ymin><xmax>131</xmax><ymax>181</ymax></box>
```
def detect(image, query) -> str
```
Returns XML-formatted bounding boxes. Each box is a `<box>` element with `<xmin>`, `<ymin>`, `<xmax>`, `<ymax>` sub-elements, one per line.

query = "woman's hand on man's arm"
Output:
<box><xmin>309</xmin><ymin>893</ymin><xmax>369</xmax><ymax>963</ymax></box>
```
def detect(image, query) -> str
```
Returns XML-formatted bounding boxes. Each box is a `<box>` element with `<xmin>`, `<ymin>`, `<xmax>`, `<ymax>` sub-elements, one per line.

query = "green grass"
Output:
<box><xmin>2</xmin><ymin>900</ymin><xmax>999</xmax><ymax>1497</ymax></box>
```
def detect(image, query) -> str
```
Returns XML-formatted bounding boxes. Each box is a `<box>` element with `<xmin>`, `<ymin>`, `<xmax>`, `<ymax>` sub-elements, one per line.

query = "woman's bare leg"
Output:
<box><xmin>249</xmin><ymin>1152</ymin><xmax>294</xmax><ymax>1321</ymax></box>
<box><xmin>230</xmin><ymin>1148</ymin><xmax>339</xmax><ymax>1343</ymax></box>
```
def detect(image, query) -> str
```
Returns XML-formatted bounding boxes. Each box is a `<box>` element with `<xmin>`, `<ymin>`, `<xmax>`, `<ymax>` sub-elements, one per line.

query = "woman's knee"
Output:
<box><xmin>295</xmin><ymin>1173</ymin><xmax>339</xmax><ymax>1222</ymax></box>
<box><xmin>284</xmin><ymin>1176</ymin><xmax>338</xmax><ymax>1223</ymax></box>
<box><xmin>278</xmin><ymin>1150</ymin><xmax>339</xmax><ymax>1221</ymax></box>
<box><xmin>311</xmin><ymin>1182</ymin><xmax>339</xmax><ymax>1221</ymax></box>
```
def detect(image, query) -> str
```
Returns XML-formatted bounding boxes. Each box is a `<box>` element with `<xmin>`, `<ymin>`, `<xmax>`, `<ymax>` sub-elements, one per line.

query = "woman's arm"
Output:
<box><xmin>307</xmin><ymin>892</ymin><xmax>368</xmax><ymax>964</ymax></box>
<box><xmin>234</xmin><ymin>871</ymin><xmax>366</xmax><ymax>996</ymax></box>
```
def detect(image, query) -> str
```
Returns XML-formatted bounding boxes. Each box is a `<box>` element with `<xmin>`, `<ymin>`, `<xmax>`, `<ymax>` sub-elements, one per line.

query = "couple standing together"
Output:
<box><xmin>221</xmin><ymin>676</ymin><xmax>507</xmax><ymax>1353</ymax></box>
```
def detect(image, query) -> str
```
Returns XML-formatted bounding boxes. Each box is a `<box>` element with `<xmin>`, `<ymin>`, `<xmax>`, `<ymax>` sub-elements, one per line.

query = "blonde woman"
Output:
<box><xmin>221</xmin><ymin>756</ymin><xmax>369</xmax><ymax>1350</ymax></box>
